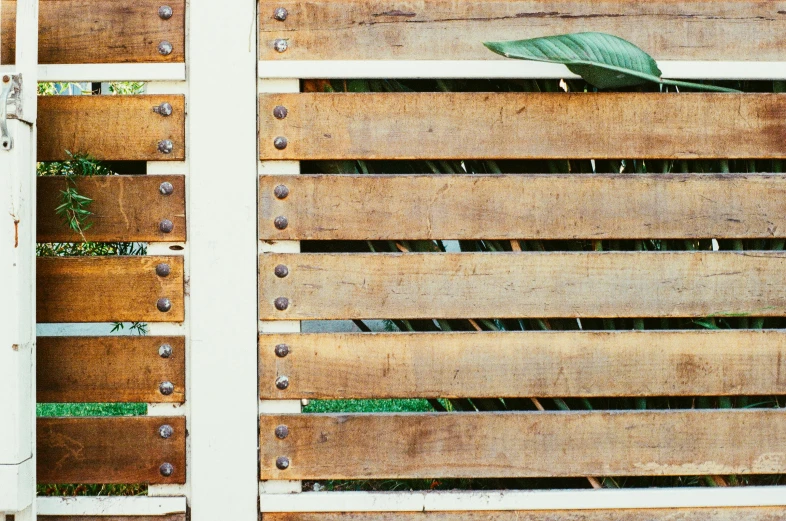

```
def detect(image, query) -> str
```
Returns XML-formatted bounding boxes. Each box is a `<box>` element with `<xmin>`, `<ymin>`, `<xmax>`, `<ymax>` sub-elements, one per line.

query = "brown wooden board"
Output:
<box><xmin>38</xmin><ymin>416</ymin><xmax>186</xmax><ymax>484</ymax></box>
<box><xmin>2</xmin><ymin>0</ymin><xmax>185</xmax><ymax>64</ymax></box>
<box><xmin>262</xmin><ymin>510</ymin><xmax>786</xmax><ymax>521</ymax></box>
<box><xmin>38</xmin><ymin>256</ymin><xmax>184</xmax><ymax>323</ymax></box>
<box><xmin>259</xmin><ymin>0</ymin><xmax>786</xmax><ymax>62</ymax></box>
<box><xmin>259</xmin><ymin>330</ymin><xmax>786</xmax><ymax>399</ymax></box>
<box><xmin>38</xmin><ymin>336</ymin><xmax>185</xmax><ymax>403</ymax></box>
<box><xmin>38</xmin><ymin>96</ymin><xmax>185</xmax><ymax>162</ymax></box>
<box><xmin>38</xmin><ymin>175</ymin><xmax>186</xmax><ymax>243</ymax></box>
<box><xmin>259</xmin><ymin>93</ymin><xmax>786</xmax><ymax>160</ymax></box>
<box><xmin>260</xmin><ymin>174</ymin><xmax>786</xmax><ymax>240</ymax></box>
<box><xmin>260</xmin><ymin>410</ymin><xmax>786</xmax><ymax>479</ymax></box>
<box><xmin>260</xmin><ymin>252</ymin><xmax>786</xmax><ymax>320</ymax></box>
<box><xmin>43</xmin><ymin>517</ymin><xmax>185</xmax><ymax>521</ymax></box>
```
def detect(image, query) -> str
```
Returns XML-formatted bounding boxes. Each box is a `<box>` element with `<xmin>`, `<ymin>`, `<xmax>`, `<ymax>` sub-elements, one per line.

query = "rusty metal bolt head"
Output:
<box><xmin>273</xmin><ymin>105</ymin><xmax>288</xmax><ymax>120</ymax></box>
<box><xmin>276</xmin><ymin>456</ymin><xmax>290</xmax><ymax>470</ymax></box>
<box><xmin>158</xmin><ymin>5</ymin><xmax>173</xmax><ymax>19</ymax></box>
<box><xmin>275</xmin><ymin>375</ymin><xmax>290</xmax><ymax>390</ymax></box>
<box><xmin>273</xmin><ymin>136</ymin><xmax>288</xmax><ymax>150</ymax></box>
<box><xmin>274</xmin><ymin>343</ymin><xmax>290</xmax><ymax>357</ymax></box>
<box><xmin>274</xmin><ymin>264</ymin><xmax>289</xmax><ymax>278</ymax></box>
<box><xmin>274</xmin><ymin>7</ymin><xmax>288</xmax><ymax>21</ymax></box>
<box><xmin>274</xmin><ymin>184</ymin><xmax>289</xmax><ymax>199</ymax></box>
<box><xmin>160</xmin><ymin>462</ymin><xmax>174</xmax><ymax>477</ymax></box>
<box><xmin>155</xmin><ymin>102</ymin><xmax>173</xmax><ymax>116</ymax></box>
<box><xmin>273</xmin><ymin>39</ymin><xmax>288</xmax><ymax>53</ymax></box>
<box><xmin>156</xmin><ymin>263</ymin><xmax>171</xmax><ymax>277</ymax></box>
<box><xmin>159</xmin><ymin>424</ymin><xmax>174</xmax><ymax>439</ymax></box>
<box><xmin>159</xmin><ymin>381</ymin><xmax>175</xmax><ymax>395</ymax></box>
<box><xmin>274</xmin><ymin>297</ymin><xmax>289</xmax><ymax>311</ymax></box>
<box><xmin>158</xmin><ymin>40</ymin><xmax>173</xmax><ymax>56</ymax></box>
<box><xmin>158</xmin><ymin>139</ymin><xmax>174</xmax><ymax>154</ymax></box>
<box><xmin>275</xmin><ymin>425</ymin><xmax>289</xmax><ymax>439</ymax></box>
<box><xmin>159</xmin><ymin>219</ymin><xmax>174</xmax><ymax>233</ymax></box>
<box><xmin>157</xmin><ymin>297</ymin><xmax>172</xmax><ymax>313</ymax></box>
<box><xmin>159</xmin><ymin>343</ymin><xmax>173</xmax><ymax>358</ymax></box>
<box><xmin>2</xmin><ymin>75</ymin><xmax>9</xmax><ymax>83</ymax></box>
<box><xmin>159</xmin><ymin>181</ymin><xmax>174</xmax><ymax>195</ymax></box>
<box><xmin>274</xmin><ymin>216</ymin><xmax>288</xmax><ymax>230</ymax></box>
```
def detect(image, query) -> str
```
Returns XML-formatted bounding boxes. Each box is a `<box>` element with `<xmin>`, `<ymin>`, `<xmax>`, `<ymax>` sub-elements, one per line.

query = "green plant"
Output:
<box><xmin>484</xmin><ymin>32</ymin><xmax>740</xmax><ymax>93</ymax></box>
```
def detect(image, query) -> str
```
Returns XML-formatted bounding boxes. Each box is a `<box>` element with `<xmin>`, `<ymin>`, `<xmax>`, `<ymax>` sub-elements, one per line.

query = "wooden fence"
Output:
<box><xmin>1</xmin><ymin>0</ymin><xmax>786</xmax><ymax>520</ymax></box>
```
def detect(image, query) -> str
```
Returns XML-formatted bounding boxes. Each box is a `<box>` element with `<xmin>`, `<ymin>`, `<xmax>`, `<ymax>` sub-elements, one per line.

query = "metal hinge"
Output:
<box><xmin>1</xmin><ymin>73</ymin><xmax>23</xmax><ymax>151</ymax></box>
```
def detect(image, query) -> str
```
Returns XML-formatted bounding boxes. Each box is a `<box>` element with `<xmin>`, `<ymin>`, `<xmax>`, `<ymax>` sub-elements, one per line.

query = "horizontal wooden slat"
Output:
<box><xmin>260</xmin><ymin>174</ymin><xmax>786</xmax><ymax>240</ymax></box>
<box><xmin>259</xmin><ymin>93</ymin><xmax>786</xmax><ymax>160</ymax></box>
<box><xmin>259</xmin><ymin>330</ymin><xmax>786</xmax><ymax>399</ymax></box>
<box><xmin>264</xmin><ymin>510</ymin><xmax>786</xmax><ymax>521</ymax></box>
<box><xmin>260</xmin><ymin>410</ymin><xmax>786</xmax><ymax>479</ymax></box>
<box><xmin>259</xmin><ymin>0</ymin><xmax>786</xmax><ymax>62</ymax></box>
<box><xmin>38</xmin><ymin>96</ymin><xmax>185</xmax><ymax>161</ymax></box>
<box><xmin>43</xmin><ymin>516</ymin><xmax>185</xmax><ymax>521</ymax></box>
<box><xmin>260</xmin><ymin>252</ymin><xmax>786</xmax><ymax>320</ymax></box>
<box><xmin>2</xmin><ymin>0</ymin><xmax>185</xmax><ymax>64</ymax></box>
<box><xmin>38</xmin><ymin>175</ymin><xmax>186</xmax><ymax>243</ymax></box>
<box><xmin>38</xmin><ymin>336</ymin><xmax>185</xmax><ymax>403</ymax></box>
<box><xmin>38</xmin><ymin>416</ymin><xmax>186</xmax><ymax>484</ymax></box>
<box><xmin>38</xmin><ymin>256</ymin><xmax>184</xmax><ymax>323</ymax></box>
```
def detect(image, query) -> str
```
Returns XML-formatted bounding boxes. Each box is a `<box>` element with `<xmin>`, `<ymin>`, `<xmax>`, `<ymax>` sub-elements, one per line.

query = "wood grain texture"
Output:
<box><xmin>43</xmin><ymin>517</ymin><xmax>184</xmax><ymax>521</ymax></box>
<box><xmin>260</xmin><ymin>252</ymin><xmax>786</xmax><ymax>320</ymax></box>
<box><xmin>38</xmin><ymin>336</ymin><xmax>185</xmax><ymax>403</ymax></box>
<box><xmin>38</xmin><ymin>416</ymin><xmax>186</xmax><ymax>484</ymax></box>
<box><xmin>38</xmin><ymin>96</ymin><xmax>185</xmax><ymax>161</ymax></box>
<box><xmin>259</xmin><ymin>0</ymin><xmax>786</xmax><ymax>62</ymax></box>
<box><xmin>260</xmin><ymin>93</ymin><xmax>786</xmax><ymax>160</ymax></box>
<box><xmin>263</xmin><ymin>510</ymin><xmax>786</xmax><ymax>521</ymax></box>
<box><xmin>2</xmin><ymin>0</ymin><xmax>185</xmax><ymax>64</ymax></box>
<box><xmin>260</xmin><ymin>174</ymin><xmax>786</xmax><ymax>240</ymax></box>
<box><xmin>38</xmin><ymin>256</ymin><xmax>184</xmax><ymax>323</ymax></box>
<box><xmin>260</xmin><ymin>410</ymin><xmax>786</xmax><ymax>479</ymax></box>
<box><xmin>38</xmin><ymin>175</ymin><xmax>186</xmax><ymax>243</ymax></box>
<box><xmin>259</xmin><ymin>330</ymin><xmax>786</xmax><ymax>399</ymax></box>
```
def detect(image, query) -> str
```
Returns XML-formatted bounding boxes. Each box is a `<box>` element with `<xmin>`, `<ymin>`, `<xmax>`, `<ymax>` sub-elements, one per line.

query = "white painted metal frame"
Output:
<box><xmin>0</xmin><ymin>0</ymin><xmax>37</xmax><ymax>518</ymax></box>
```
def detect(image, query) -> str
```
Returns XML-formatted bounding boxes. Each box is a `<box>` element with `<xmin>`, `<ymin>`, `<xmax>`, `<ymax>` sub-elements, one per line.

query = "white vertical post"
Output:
<box><xmin>188</xmin><ymin>0</ymin><xmax>259</xmax><ymax>519</ymax></box>
<box><xmin>0</xmin><ymin>0</ymin><xmax>38</xmax><ymax>518</ymax></box>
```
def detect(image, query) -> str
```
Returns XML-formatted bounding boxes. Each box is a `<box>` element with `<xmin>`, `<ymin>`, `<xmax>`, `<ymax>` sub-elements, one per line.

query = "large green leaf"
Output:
<box><xmin>485</xmin><ymin>32</ymin><xmax>661</xmax><ymax>89</ymax></box>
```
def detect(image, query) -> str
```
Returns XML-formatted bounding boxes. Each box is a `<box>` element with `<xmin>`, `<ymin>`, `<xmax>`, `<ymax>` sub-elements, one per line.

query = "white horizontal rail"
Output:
<box><xmin>259</xmin><ymin>60</ymin><xmax>786</xmax><ymax>80</ymax></box>
<box><xmin>259</xmin><ymin>487</ymin><xmax>786</xmax><ymax>512</ymax></box>
<box><xmin>37</xmin><ymin>496</ymin><xmax>186</xmax><ymax>516</ymax></box>
<box><xmin>0</xmin><ymin>63</ymin><xmax>185</xmax><ymax>82</ymax></box>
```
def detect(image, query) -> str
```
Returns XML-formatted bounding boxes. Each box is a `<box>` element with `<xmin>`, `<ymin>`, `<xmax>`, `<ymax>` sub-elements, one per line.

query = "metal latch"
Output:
<box><xmin>1</xmin><ymin>74</ymin><xmax>22</xmax><ymax>151</ymax></box>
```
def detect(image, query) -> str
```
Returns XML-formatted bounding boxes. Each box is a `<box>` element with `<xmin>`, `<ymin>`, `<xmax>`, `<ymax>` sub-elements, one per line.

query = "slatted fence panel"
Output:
<box><xmin>260</xmin><ymin>174</ymin><xmax>786</xmax><ymax>240</ymax></box>
<box><xmin>38</xmin><ymin>95</ymin><xmax>186</xmax><ymax>161</ymax></box>
<box><xmin>38</xmin><ymin>336</ymin><xmax>185</xmax><ymax>403</ymax></box>
<box><xmin>1</xmin><ymin>0</ymin><xmax>185</xmax><ymax>64</ymax></box>
<box><xmin>260</xmin><ymin>410</ymin><xmax>786</xmax><ymax>479</ymax></box>
<box><xmin>37</xmin><ymin>256</ymin><xmax>185</xmax><ymax>322</ymax></box>
<box><xmin>259</xmin><ymin>93</ymin><xmax>786</xmax><ymax>160</ymax></box>
<box><xmin>258</xmin><ymin>0</ymin><xmax>786</xmax><ymax>62</ymax></box>
<box><xmin>38</xmin><ymin>417</ymin><xmax>186</xmax><ymax>484</ymax></box>
<box><xmin>38</xmin><ymin>175</ymin><xmax>186</xmax><ymax>243</ymax></box>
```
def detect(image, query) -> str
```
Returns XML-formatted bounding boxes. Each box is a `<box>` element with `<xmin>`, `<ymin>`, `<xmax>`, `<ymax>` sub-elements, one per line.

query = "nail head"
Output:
<box><xmin>158</xmin><ymin>139</ymin><xmax>174</xmax><ymax>154</ymax></box>
<box><xmin>157</xmin><ymin>297</ymin><xmax>172</xmax><ymax>313</ymax></box>
<box><xmin>159</xmin><ymin>381</ymin><xmax>175</xmax><ymax>395</ymax></box>
<box><xmin>273</xmin><ymin>39</ymin><xmax>288</xmax><ymax>53</ymax></box>
<box><xmin>159</xmin><ymin>344</ymin><xmax>173</xmax><ymax>358</ymax></box>
<box><xmin>158</xmin><ymin>5</ymin><xmax>173</xmax><ymax>19</ymax></box>
<box><xmin>158</xmin><ymin>40</ymin><xmax>173</xmax><ymax>56</ymax></box>
<box><xmin>160</xmin><ymin>462</ymin><xmax>174</xmax><ymax>477</ymax></box>
<box><xmin>160</xmin><ymin>219</ymin><xmax>174</xmax><ymax>233</ymax></box>
<box><xmin>276</xmin><ymin>456</ymin><xmax>290</xmax><ymax>470</ymax></box>
<box><xmin>155</xmin><ymin>102</ymin><xmax>173</xmax><ymax>116</ymax></box>
<box><xmin>159</xmin><ymin>181</ymin><xmax>174</xmax><ymax>195</ymax></box>
<box><xmin>274</xmin><ymin>343</ymin><xmax>290</xmax><ymax>357</ymax></box>
<box><xmin>276</xmin><ymin>375</ymin><xmax>290</xmax><ymax>390</ymax></box>
<box><xmin>274</xmin><ymin>297</ymin><xmax>289</xmax><ymax>311</ymax></box>
<box><xmin>273</xmin><ymin>136</ymin><xmax>288</xmax><ymax>150</ymax></box>
<box><xmin>274</xmin><ymin>264</ymin><xmax>289</xmax><ymax>278</ymax></box>
<box><xmin>274</xmin><ymin>216</ymin><xmax>288</xmax><ymax>230</ymax></box>
<box><xmin>274</xmin><ymin>184</ymin><xmax>289</xmax><ymax>199</ymax></box>
<box><xmin>273</xmin><ymin>105</ymin><xmax>288</xmax><ymax>119</ymax></box>
<box><xmin>156</xmin><ymin>263</ymin><xmax>171</xmax><ymax>277</ymax></box>
<box><xmin>274</xmin><ymin>7</ymin><xmax>288</xmax><ymax>21</ymax></box>
<box><xmin>159</xmin><ymin>424</ymin><xmax>174</xmax><ymax>439</ymax></box>
<box><xmin>275</xmin><ymin>425</ymin><xmax>289</xmax><ymax>439</ymax></box>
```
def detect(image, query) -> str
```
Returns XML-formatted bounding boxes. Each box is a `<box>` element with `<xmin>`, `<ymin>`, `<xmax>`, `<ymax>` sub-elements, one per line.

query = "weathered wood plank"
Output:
<box><xmin>259</xmin><ymin>93</ymin><xmax>786</xmax><ymax>160</ymax></box>
<box><xmin>260</xmin><ymin>252</ymin><xmax>786</xmax><ymax>320</ymax></box>
<box><xmin>38</xmin><ymin>336</ymin><xmax>185</xmax><ymax>403</ymax></box>
<box><xmin>38</xmin><ymin>96</ymin><xmax>185</xmax><ymax>161</ymax></box>
<box><xmin>260</xmin><ymin>174</ymin><xmax>786</xmax><ymax>240</ymax></box>
<box><xmin>38</xmin><ymin>175</ymin><xmax>186</xmax><ymax>243</ymax></box>
<box><xmin>259</xmin><ymin>0</ymin><xmax>786</xmax><ymax>62</ymax></box>
<box><xmin>38</xmin><ymin>416</ymin><xmax>186</xmax><ymax>484</ymax></box>
<box><xmin>2</xmin><ymin>0</ymin><xmax>185</xmax><ymax>64</ymax></box>
<box><xmin>38</xmin><ymin>256</ymin><xmax>184</xmax><ymax>323</ymax></box>
<box><xmin>259</xmin><ymin>330</ymin><xmax>786</xmax><ymax>399</ymax></box>
<box><xmin>263</xmin><ymin>510</ymin><xmax>786</xmax><ymax>521</ymax></box>
<box><xmin>43</xmin><ymin>516</ymin><xmax>184</xmax><ymax>521</ymax></box>
<box><xmin>260</xmin><ymin>410</ymin><xmax>786</xmax><ymax>479</ymax></box>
